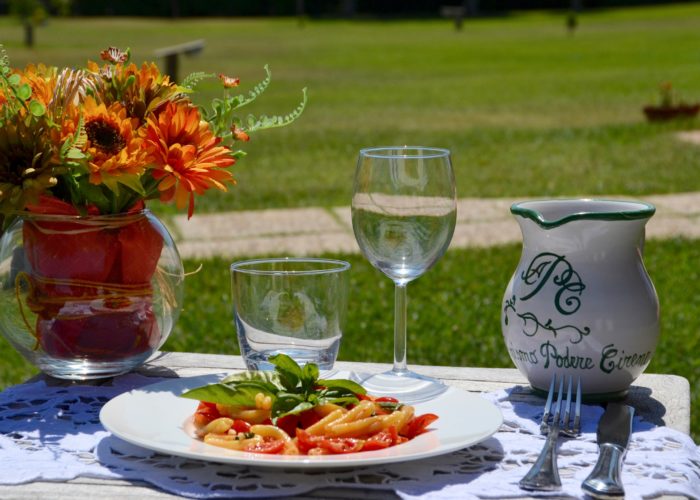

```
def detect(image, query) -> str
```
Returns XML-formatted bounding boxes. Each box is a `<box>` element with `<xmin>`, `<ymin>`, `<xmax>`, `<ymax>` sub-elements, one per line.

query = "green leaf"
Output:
<box><xmin>318</xmin><ymin>395</ymin><xmax>360</xmax><ymax>407</ymax></box>
<box><xmin>301</xmin><ymin>363</ymin><xmax>319</xmax><ymax>391</ymax></box>
<box><xmin>8</xmin><ymin>74</ymin><xmax>20</xmax><ymax>86</ymax></box>
<box><xmin>180</xmin><ymin>383</ymin><xmax>242</xmax><ymax>404</ymax></box>
<box><xmin>268</xmin><ymin>354</ymin><xmax>302</xmax><ymax>391</ymax></box>
<box><xmin>272</xmin><ymin>392</ymin><xmax>314</xmax><ymax>418</ymax></box>
<box><xmin>124</xmin><ymin>74</ymin><xmax>136</xmax><ymax>88</ymax></box>
<box><xmin>28</xmin><ymin>100</ymin><xmax>45</xmax><ymax>116</ymax></box>
<box><xmin>221</xmin><ymin>370</ymin><xmax>280</xmax><ymax>388</ymax></box>
<box><xmin>181</xmin><ymin>71</ymin><xmax>215</xmax><ymax>90</ymax></box>
<box><xmin>245</xmin><ymin>87</ymin><xmax>307</xmax><ymax>133</ymax></box>
<box><xmin>180</xmin><ymin>382</ymin><xmax>269</xmax><ymax>407</ymax></box>
<box><xmin>16</xmin><ymin>83</ymin><xmax>31</xmax><ymax>100</ymax></box>
<box><xmin>318</xmin><ymin>378</ymin><xmax>367</xmax><ymax>395</ymax></box>
<box><xmin>115</xmin><ymin>173</ymin><xmax>146</xmax><ymax>196</ymax></box>
<box><xmin>65</xmin><ymin>148</ymin><xmax>85</xmax><ymax>160</ymax></box>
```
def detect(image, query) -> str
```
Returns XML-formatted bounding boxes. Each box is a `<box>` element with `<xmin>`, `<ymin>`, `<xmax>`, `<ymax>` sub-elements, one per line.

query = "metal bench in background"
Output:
<box><xmin>440</xmin><ymin>5</ymin><xmax>466</xmax><ymax>31</ymax></box>
<box><xmin>154</xmin><ymin>39</ymin><xmax>205</xmax><ymax>82</ymax></box>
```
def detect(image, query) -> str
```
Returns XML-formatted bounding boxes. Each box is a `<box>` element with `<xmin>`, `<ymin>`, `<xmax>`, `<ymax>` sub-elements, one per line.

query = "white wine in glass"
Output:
<box><xmin>352</xmin><ymin>146</ymin><xmax>456</xmax><ymax>402</ymax></box>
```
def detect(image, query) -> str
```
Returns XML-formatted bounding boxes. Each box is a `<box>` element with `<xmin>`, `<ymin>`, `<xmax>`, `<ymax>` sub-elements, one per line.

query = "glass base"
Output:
<box><xmin>351</xmin><ymin>369</ymin><xmax>448</xmax><ymax>404</ymax></box>
<box><xmin>36</xmin><ymin>352</ymin><xmax>153</xmax><ymax>380</ymax></box>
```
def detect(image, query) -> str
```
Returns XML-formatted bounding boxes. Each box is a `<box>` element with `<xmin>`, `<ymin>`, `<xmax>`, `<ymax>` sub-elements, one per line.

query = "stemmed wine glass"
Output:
<box><xmin>352</xmin><ymin>146</ymin><xmax>457</xmax><ymax>402</ymax></box>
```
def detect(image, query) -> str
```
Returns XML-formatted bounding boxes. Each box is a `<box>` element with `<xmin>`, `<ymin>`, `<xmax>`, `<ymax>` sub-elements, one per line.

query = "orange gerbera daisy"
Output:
<box><xmin>81</xmin><ymin>96</ymin><xmax>149</xmax><ymax>184</ymax></box>
<box><xmin>20</xmin><ymin>64</ymin><xmax>57</xmax><ymax>108</ymax></box>
<box><xmin>141</xmin><ymin>101</ymin><xmax>236</xmax><ymax>218</ymax></box>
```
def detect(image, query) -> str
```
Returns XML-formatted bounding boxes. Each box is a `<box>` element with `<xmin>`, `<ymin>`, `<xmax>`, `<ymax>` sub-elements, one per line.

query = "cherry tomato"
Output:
<box><xmin>299</xmin><ymin>409</ymin><xmax>321</xmax><ymax>429</ymax></box>
<box><xmin>276</xmin><ymin>414</ymin><xmax>300</xmax><ymax>437</ymax></box>
<box><xmin>245</xmin><ymin>438</ymin><xmax>285</xmax><ymax>454</ymax></box>
<box><xmin>295</xmin><ymin>429</ymin><xmax>321</xmax><ymax>454</ymax></box>
<box><xmin>194</xmin><ymin>402</ymin><xmax>220</xmax><ymax>426</ymax></box>
<box><xmin>296</xmin><ymin>429</ymin><xmax>364</xmax><ymax>454</ymax></box>
<box><xmin>231</xmin><ymin>419</ymin><xmax>251</xmax><ymax>434</ymax></box>
<box><xmin>363</xmin><ymin>426</ymin><xmax>398</xmax><ymax>451</ymax></box>
<box><xmin>322</xmin><ymin>437</ymin><xmax>364</xmax><ymax>454</ymax></box>
<box><xmin>375</xmin><ymin>396</ymin><xmax>399</xmax><ymax>403</ymax></box>
<box><xmin>401</xmin><ymin>413</ymin><xmax>439</xmax><ymax>439</ymax></box>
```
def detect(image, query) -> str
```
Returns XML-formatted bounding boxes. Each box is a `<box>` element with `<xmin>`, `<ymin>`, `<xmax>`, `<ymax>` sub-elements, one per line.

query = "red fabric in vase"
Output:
<box><xmin>21</xmin><ymin>197</ymin><xmax>165</xmax><ymax>361</ymax></box>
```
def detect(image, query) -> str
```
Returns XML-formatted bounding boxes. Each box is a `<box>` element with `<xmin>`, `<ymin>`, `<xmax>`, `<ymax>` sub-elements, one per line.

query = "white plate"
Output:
<box><xmin>99</xmin><ymin>373</ymin><xmax>503</xmax><ymax>469</ymax></box>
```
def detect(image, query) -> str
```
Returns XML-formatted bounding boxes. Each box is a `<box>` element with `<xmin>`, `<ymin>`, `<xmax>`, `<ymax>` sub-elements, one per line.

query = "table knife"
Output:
<box><xmin>582</xmin><ymin>403</ymin><xmax>634</xmax><ymax>498</ymax></box>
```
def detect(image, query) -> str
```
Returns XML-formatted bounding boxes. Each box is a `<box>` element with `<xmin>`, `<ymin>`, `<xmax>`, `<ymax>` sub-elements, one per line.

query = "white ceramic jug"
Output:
<box><xmin>501</xmin><ymin>199</ymin><xmax>659</xmax><ymax>399</ymax></box>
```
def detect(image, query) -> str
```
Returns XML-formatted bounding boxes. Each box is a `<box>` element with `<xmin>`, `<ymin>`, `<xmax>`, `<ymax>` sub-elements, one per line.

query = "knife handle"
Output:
<box><xmin>581</xmin><ymin>443</ymin><xmax>626</xmax><ymax>498</ymax></box>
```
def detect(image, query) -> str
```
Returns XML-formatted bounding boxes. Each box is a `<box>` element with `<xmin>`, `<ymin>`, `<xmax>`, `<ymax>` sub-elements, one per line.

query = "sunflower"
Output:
<box><xmin>88</xmin><ymin>60</ymin><xmax>183</xmax><ymax>123</ymax></box>
<box><xmin>0</xmin><ymin>116</ymin><xmax>61</xmax><ymax>215</ymax></box>
<box><xmin>141</xmin><ymin>101</ymin><xmax>235</xmax><ymax>218</ymax></box>
<box><xmin>81</xmin><ymin>96</ymin><xmax>149</xmax><ymax>185</ymax></box>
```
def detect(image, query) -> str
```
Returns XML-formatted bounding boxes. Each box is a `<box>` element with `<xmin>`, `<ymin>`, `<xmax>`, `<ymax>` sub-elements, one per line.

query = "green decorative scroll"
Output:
<box><xmin>503</xmin><ymin>295</ymin><xmax>590</xmax><ymax>344</ymax></box>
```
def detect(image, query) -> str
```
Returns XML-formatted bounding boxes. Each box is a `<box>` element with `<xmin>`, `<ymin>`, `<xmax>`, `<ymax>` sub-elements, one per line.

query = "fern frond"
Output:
<box><xmin>245</xmin><ymin>87</ymin><xmax>308</xmax><ymax>133</ymax></box>
<box><xmin>232</xmin><ymin>65</ymin><xmax>272</xmax><ymax>110</ymax></box>
<box><xmin>0</xmin><ymin>45</ymin><xmax>10</xmax><ymax>76</ymax></box>
<box><xmin>181</xmin><ymin>71</ymin><xmax>215</xmax><ymax>90</ymax></box>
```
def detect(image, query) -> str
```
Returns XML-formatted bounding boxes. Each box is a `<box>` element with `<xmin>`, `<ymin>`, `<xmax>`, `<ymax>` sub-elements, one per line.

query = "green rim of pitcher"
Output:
<box><xmin>511</xmin><ymin>199</ymin><xmax>656</xmax><ymax>229</ymax></box>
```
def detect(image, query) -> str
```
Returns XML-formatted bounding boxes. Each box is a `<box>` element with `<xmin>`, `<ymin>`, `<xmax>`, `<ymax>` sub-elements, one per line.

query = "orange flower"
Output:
<box><xmin>100</xmin><ymin>47</ymin><xmax>129</xmax><ymax>64</ymax></box>
<box><xmin>81</xmin><ymin>97</ymin><xmax>148</xmax><ymax>184</ymax></box>
<box><xmin>141</xmin><ymin>101</ymin><xmax>235</xmax><ymax>218</ymax></box>
<box><xmin>230</xmin><ymin>124</ymin><xmax>250</xmax><ymax>142</ymax></box>
<box><xmin>218</xmin><ymin>73</ymin><xmax>240</xmax><ymax>88</ymax></box>
<box><xmin>88</xmin><ymin>60</ymin><xmax>181</xmax><ymax>123</ymax></box>
<box><xmin>20</xmin><ymin>64</ymin><xmax>56</xmax><ymax>108</ymax></box>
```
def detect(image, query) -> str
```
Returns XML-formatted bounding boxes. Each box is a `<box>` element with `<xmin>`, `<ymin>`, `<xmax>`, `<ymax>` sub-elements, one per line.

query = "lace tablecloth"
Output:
<box><xmin>0</xmin><ymin>373</ymin><xmax>698</xmax><ymax>499</ymax></box>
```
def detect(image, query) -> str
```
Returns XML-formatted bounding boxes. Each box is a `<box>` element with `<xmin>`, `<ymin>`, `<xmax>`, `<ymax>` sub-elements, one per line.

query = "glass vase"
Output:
<box><xmin>0</xmin><ymin>210</ymin><xmax>184</xmax><ymax>380</ymax></box>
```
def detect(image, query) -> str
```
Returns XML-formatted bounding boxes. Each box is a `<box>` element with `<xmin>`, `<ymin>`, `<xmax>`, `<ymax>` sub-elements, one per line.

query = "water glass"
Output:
<box><xmin>231</xmin><ymin>258</ymin><xmax>350</xmax><ymax>370</ymax></box>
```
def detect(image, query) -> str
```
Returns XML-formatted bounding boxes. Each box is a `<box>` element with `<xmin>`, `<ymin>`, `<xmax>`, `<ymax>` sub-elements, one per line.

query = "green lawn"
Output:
<box><xmin>1</xmin><ymin>5</ymin><xmax>700</xmax><ymax>440</ymax></box>
<box><xmin>2</xmin><ymin>6</ymin><xmax>700</xmax><ymax>212</ymax></box>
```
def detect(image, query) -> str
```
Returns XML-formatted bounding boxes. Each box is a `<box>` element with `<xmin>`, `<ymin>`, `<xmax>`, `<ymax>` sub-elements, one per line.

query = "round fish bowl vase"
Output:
<box><xmin>0</xmin><ymin>210</ymin><xmax>184</xmax><ymax>380</ymax></box>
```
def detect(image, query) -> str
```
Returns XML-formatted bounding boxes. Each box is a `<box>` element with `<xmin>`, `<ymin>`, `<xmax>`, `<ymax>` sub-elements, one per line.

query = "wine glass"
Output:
<box><xmin>351</xmin><ymin>146</ymin><xmax>457</xmax><ymax>402</ymax></box>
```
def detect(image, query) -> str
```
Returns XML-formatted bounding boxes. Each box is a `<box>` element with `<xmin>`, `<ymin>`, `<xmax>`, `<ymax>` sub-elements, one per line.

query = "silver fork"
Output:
<box><xmin>519</xmin><ymin>374</ymin><xmax>582</xmax><ymax>491</ymax></box>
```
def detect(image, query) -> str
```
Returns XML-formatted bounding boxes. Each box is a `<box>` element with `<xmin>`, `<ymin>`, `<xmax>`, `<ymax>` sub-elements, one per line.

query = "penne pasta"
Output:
<box><xmin>191</xmin><ymin>385</ymin><xmax>438</xmax><ymax>456</ymax></box>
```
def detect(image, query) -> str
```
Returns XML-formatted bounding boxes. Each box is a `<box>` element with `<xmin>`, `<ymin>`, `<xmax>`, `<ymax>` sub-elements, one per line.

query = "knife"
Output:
<box><xmin>582</xmin><ymin>403</ymin><xmax>634</xmax><ymax>498</ymax></box>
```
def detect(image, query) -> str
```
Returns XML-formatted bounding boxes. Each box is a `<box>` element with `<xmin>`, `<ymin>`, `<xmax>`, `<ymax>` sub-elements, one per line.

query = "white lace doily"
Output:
<box><xmin>0</xmin><ymin>373</ymin><xmax>698</xmax><ymax>499</ymax></box>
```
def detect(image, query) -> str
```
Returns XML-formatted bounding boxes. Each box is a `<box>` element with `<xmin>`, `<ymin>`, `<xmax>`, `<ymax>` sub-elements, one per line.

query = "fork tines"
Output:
<box><xmin>519</xmin><ymin>374</ymin><xmax>582</xmax><ymax>491</ymax></box>
<box><xmin>540</xmin><ymin>374</ymin><xmax>581</xmax><ymax>437</ymax></box>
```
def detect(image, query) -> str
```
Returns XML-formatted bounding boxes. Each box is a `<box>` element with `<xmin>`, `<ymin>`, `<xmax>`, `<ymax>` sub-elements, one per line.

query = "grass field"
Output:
<box><xmin>1</xmin><ymin>4</ymin><xmax>700</xmax><ymax>440</ymax></box>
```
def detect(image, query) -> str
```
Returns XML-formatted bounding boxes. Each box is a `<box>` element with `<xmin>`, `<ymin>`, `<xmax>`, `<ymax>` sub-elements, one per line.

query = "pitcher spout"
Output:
<box><xmin>511</xmin><ymin>199</ymin><xmax>655</xmax><ymax>229</ymax></box>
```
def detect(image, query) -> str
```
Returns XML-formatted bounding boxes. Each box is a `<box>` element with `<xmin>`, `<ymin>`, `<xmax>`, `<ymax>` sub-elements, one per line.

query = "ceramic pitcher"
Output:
<box><xmin>501</xmin><ymin>199</ymin><xmax>659</xmax><ymax>398</ymax></box>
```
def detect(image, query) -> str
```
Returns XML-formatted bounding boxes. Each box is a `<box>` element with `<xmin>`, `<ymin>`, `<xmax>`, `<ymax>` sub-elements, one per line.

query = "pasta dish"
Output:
<box><xmin>181</xmin><ymin>355</ymin><xmax>438</xmax><ymax>455</ymax></box>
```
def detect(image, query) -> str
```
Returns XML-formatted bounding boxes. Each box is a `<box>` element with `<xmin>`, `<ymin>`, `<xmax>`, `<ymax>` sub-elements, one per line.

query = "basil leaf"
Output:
<box><xmin>272</xmin><ymin>391</ymin><xmax>306</xmax><ymax>417</ymax></box>
<box><xmin>221</xmin><ymin>375</ymin><xmax>281</xmax><ymax>396</ymax></box>
<box><xmin>318</xmin><ymin>395</ymin><xmax>359</xmax><ymax>407</ymax></box>
<box><xmin>276</xmin><ymin>401</ymin><xmax>315</xmax><ymax>419</ymax></box>
<box><xmin>318</xmin><ymin>378</ymin><xmax>366</xmax><ymax>395</ymax></box>
<box><xmin>301</xmin><ymin>363</ymin><xmax>319</xmax><ymax>392</ymax></box>
<box><xmin>179</xmin><ymin>383</ymin><xmax>263</xmax><ymax>406</ymax></box>
<box><xmin>221</xmin><ymin>370</ymin><xmax>280</xmax><ymax>387</ymax></box>
<box><xmin>269</xmin><ymin>354</ymin><xmax>302</xmax><ymax>391</ymax></box>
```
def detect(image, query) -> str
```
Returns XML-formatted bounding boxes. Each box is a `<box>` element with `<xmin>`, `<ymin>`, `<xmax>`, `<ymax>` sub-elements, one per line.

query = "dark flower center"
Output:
<box><xmin>85</xmin><ymin>118</ymin><xmax>125</xmax><ymax>155</ymax></box>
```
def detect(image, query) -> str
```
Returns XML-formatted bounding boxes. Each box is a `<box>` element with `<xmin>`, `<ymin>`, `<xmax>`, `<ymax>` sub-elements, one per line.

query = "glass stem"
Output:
<box><xmin>393</xmin><ymin>283</ymin><xmax>408</xmax><ymax>374</ymax></box>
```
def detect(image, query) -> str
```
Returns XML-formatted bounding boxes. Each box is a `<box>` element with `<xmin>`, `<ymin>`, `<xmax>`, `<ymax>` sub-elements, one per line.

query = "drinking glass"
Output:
<box><xmin>352</xmin><ymin>146</ymin><xmax>457</xmax><ymax>402</ymax></box>
<box><xmin>231</xmin><ymin>258</ymin><xmax>350</xmax><ymax>371</ymax></box>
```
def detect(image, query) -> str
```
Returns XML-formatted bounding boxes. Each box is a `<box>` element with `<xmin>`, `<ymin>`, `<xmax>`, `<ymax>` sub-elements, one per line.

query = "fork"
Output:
<box><xmin>519</xmin><ymin>374</ymin><xmax>582</xmax><ymax>491</ymax></box>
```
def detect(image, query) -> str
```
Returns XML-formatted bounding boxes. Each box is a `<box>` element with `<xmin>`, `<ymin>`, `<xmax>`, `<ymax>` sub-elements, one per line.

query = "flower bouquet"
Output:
<box><xmin>0</xmin><ymin>46</ymin><xmax>306</xmax><ymax>378</ymax></box>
